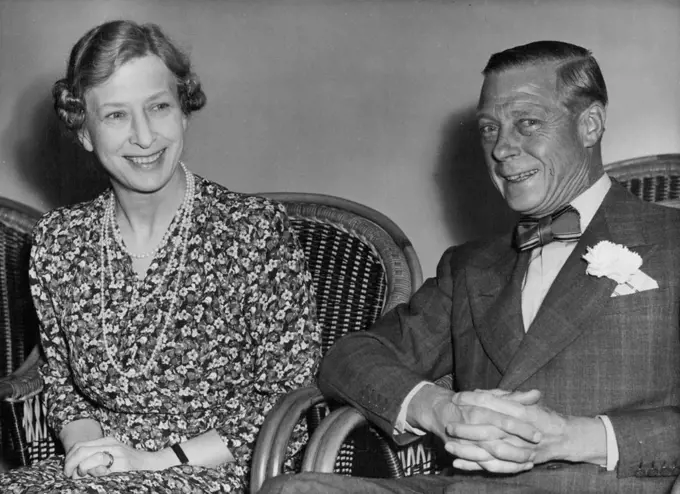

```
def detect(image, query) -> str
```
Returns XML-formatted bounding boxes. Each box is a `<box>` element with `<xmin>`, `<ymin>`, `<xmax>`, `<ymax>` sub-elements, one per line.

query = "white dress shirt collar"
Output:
<box><xmin>570</xmin><ymin>173</ymin><xmax>612</xmax><ymax>232</ymax></box>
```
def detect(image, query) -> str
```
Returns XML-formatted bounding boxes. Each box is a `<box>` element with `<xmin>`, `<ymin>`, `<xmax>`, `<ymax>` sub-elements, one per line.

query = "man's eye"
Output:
<box><xmin>479</xmin><ymin>124</ymin><xmax>497</xmax><ymax>136</ymax></box>
<box><xmin>519</xmin><ymin>119</ymin><xmax>540</xmax><ymax>128</ymax></box>
<box><xmin>152</xmin><ymin>102</ymin><xmax>171</xmax><ymax>111</ymax></box>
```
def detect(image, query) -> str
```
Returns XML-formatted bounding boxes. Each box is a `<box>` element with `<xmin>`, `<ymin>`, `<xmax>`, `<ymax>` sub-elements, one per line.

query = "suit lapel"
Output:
<box><xmin>499</xmin><ymin>184</ymin><xmax>655</xmax><ymax>390</ymax></box>
<box><xmin>467</xmin><ymin>239</ymin><xmax>530</xmax><ymax>375</ymax></box>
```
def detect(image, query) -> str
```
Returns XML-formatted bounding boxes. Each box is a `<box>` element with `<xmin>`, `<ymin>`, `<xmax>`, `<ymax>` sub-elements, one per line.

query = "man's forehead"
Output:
<box><xmin>477</xmin><ymin>63</ymin><xmax>562</xmax><ymax>112</ymax></box>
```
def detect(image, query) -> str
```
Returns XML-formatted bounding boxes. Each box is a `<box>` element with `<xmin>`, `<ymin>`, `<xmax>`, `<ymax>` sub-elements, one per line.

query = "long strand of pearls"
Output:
<box><xmin>99</xmin><ymin>162</ymin><xmax>195</xmax><ymax>378</ymax></box>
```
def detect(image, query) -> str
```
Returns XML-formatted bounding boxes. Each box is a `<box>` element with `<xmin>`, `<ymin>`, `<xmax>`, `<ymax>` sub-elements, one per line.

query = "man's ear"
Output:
<box><xmin>78</xmin><ymin>127</ymin><xmax>94</xmax><ymax>152</ymax></box>
<box><xmin>579</xmin><ymin>102</ymin><xmax>606</xmax><ymax>148</ymax></box>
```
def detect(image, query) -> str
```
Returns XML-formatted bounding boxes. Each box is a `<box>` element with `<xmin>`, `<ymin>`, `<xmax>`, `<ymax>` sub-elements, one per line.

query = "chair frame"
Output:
<box><xmin>250</xmin><ymin>192</ymin><xmax>422</xmax><ymax>493</ymax></box>
<box><xmin>0</xmin><ymin>196</ymin><xmax>43</xmax><ymax>393</ymax></box>
<box><xmin>0</xmin><ymin>197</ymin><xmax>43</xmax><ymax>467</ymax></box>
<box><xmin>605</xmin><ymin>153</ymin><xmax>680</xmax><ymax>203</ymax></box>
<box><xmin>257</xmin><ymin>192</ymin><xmax>423</xmax><ymax>292</ymax></box>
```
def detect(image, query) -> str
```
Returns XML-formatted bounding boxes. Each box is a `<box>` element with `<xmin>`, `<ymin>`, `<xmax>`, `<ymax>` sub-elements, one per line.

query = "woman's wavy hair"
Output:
<box><xmin>482</xmin><ymin>40</ymin><xmax>608</xmax><ymax>115</ymax></box>
<box><xmin>52</xmin><ymin>20</ymin><xmax>206</xmax><ymax>132</ymax></box>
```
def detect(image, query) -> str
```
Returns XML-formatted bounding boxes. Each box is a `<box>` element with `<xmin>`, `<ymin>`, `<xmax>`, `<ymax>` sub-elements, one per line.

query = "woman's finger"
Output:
<box><xmin>64</xmin><ymin>448</ymin><xmax>89</xmax><ymax>477</ymax></box>
<box><xmin>63</xmin><ymin>437</ymin><xmax>123</xmax><ymax>476</ymax></box>
<box><xmin>86</xmin><ymin>464</ymin><xmax>111</xmax><ymax>478</ymax></box>
<box><xmin>67</xmin><ymin>451</ymin><xmax>102</xmax><ymax>478</ymax></box>
<box><xmin>65</xmin><ymin>448</ymin><xmax>114</xmax><ymax>478</ymax></box>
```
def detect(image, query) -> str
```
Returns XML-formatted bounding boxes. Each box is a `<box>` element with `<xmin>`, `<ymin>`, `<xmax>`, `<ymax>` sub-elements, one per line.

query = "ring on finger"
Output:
<box><xmin>102</xmin><ymin>451</ymin><xmax>114</xmax><ymax>469</ymax></box>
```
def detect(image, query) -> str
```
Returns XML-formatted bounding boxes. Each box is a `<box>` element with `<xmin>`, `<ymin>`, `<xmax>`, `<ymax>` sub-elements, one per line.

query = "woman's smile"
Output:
<box><xmin>125</xmin><ymin>149</ymin><xmax>166</xmax><ymax>167</ymax></box>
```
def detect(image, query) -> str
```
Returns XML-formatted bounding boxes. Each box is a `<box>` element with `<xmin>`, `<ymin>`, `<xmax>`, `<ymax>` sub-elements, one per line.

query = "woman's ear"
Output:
<box><xmin>579</xmin><ymin>102</ymin><xmax>606</xmax><ymax>148</ymax></box>
<box><xmin>78</xmin><ymin>127</ymin><xmax>94</xmax><ymax>152</ymax></box>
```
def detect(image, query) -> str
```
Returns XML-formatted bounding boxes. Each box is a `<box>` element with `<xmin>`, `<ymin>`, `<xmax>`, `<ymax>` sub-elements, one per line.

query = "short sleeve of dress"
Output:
<box><xmin>30</xmin><ymin>216</ymin><xmax>99</xmax><ymax>435</ymax></box>
<box><xmin>215</xmin><ymin>201</ymin><xmax>321</xmax><ymax>488</ymax></box>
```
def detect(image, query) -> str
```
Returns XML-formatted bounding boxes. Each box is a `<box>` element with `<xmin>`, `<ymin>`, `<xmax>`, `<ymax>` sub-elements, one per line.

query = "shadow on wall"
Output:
<box><xmin>5</xmin><ymin>76</ymin><xmax>109</xmax><ymax>209</ymax></box>
<box><xmin>434</xmin><ymin>105</ymin><xmax>518</xmax><ymax>244</ymax></box>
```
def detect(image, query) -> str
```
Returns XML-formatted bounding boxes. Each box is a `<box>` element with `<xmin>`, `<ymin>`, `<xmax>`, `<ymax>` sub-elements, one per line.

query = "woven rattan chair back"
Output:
<box><xmin>0</xmin><ymin>199</ymin><xmax>40</xmax><ymax>377</ymax></box>
<box><xmin>257</xmin><ymin>192</ymin><xmax>423</xmax><ymax>477</ymax></box>
<box><xmin>605</xmin><ymin>154</ymin><xmax>680</xmax><ymax>205</ymax></box>
<box><xmin>258</xmin><ymin>193</ymin><xmax>422</xmax><ymax>354</ymax></box>
<box><xmin>0</xmin><ymin>197</ymin><xmax>44</xmax><ymax>467</ymax></box>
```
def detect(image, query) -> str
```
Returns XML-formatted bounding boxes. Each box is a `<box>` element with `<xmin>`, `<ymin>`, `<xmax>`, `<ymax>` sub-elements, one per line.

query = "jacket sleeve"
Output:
<box><xmin>607</xmin><ymin>407</ymin><xmax>680</xmax><ymax>478</ymax></box>
<box><xmin>318</xmin><ymin>245</ymin><xmax>462</xmax><ymax>439</ymax></box>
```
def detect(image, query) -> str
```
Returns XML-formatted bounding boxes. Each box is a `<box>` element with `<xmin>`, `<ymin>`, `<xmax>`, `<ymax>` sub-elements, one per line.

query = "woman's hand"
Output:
<box><xmin>63</xmin><ymin>436</ymin><xmax>172</xmax><ymax>479</ymax></box>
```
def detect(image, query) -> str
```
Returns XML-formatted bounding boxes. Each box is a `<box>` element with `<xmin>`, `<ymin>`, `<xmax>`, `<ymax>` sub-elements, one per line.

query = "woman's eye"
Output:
<box><xmin>105</xmin><ymin>111</ymin><xmax>126</xmax><ymax>120</ymax></box>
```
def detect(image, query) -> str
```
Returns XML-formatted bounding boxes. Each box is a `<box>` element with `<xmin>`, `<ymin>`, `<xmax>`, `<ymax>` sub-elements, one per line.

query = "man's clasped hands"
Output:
<box><xmin>411</xmin><ymin>386</ymin><xmax>582</xmax><ymax>474</ymax></box>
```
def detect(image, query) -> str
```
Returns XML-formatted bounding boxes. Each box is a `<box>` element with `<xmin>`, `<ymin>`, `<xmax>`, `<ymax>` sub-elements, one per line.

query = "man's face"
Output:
<box><xmin>476</xmin><ymin>63</ymin><xmax>591</xmax><ymax>217</ymax></box>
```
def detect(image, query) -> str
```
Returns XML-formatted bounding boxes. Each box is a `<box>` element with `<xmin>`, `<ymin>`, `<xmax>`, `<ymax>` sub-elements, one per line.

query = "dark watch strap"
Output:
<box><xmin>171</xmin><ymin>443</ymin><xmax>189</xmax><ymax>465</ymax></box>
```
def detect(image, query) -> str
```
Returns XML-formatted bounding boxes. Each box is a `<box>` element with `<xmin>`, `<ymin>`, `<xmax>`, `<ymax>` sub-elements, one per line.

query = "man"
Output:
<box><xmin>260</xmin><ymin>41</ymin><xmax>680</xmax><ymax>493</ymax></box>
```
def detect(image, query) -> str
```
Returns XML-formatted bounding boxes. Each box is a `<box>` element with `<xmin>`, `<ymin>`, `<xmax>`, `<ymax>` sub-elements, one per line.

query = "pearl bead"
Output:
<box><xmin>99</xmin><ymin>162</ymin><xmax>195</xmax><ymax>378</ymax></box>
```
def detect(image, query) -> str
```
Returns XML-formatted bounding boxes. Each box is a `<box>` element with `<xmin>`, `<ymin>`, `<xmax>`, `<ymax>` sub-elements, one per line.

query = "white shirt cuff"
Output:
<box><xmin>393</xmin><ymin>381</ymin><xmax>433</xmax><ymax>436</ymax></box>
<box><xmin>597</xmin><ymin>415</ymin><xmax>619</xmax><ymax>471</ymax></box>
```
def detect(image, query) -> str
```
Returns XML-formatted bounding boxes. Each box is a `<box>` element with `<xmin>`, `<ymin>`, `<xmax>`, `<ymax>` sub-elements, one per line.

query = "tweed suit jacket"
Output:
<box><xmin>319</xmin><ymin>182</ymin><xmax>680</xmax><ymax>493</ymax></box>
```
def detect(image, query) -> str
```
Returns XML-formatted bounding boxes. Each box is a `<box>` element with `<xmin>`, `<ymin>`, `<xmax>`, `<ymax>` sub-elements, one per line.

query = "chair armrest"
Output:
<box><xmin>0</xmin><ymin>345</ymin><xmax>44</xmax><ymax>402</ymax></box>
<box><xmin>251</xmin><ymin>386</ymin><xmax>326</xmax><ymax>493</ymax></box>
<box><xmin>299</xmin><ymin>374</ymin><xmax>454</xmax><ymax>474</ymax></box>
<box><xmin>301</xmin><ymin>406</ymin><xmax>368</xmax><ymax>473</ymax></box>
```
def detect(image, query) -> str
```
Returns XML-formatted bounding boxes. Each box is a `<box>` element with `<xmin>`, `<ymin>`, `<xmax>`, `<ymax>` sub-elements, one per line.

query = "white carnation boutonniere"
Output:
<box><xmin>582</xmin><ymin>241</ymin><xmax>658</xmax><ymax>296</ymax></box>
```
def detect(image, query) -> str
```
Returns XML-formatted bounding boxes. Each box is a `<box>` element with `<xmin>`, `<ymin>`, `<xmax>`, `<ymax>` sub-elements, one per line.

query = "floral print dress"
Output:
<box><xmin>1</xmin><ymin>176</ymin><xmax>321</xmax><ymax>493</ymax></box>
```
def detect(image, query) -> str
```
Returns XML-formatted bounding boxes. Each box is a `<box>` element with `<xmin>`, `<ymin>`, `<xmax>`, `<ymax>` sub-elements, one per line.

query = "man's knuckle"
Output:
<box><xmin>454</xmin><ymin>392</ymin><xmax>469</xmax><ymax>404</ymax></box>
<box><xmin>487</xmin><ymin>442</ymin><xmax>504</xmax><ymax>457</ymax></box>
<box><xmin>476</xmin><ymin>428</ymin><xmax>491</xmax><ymax>441</ymax></box>
<box><xmin>500</xmin><ymin>416</ymin><xmax>514</xmax><ymax>430</ymax></box>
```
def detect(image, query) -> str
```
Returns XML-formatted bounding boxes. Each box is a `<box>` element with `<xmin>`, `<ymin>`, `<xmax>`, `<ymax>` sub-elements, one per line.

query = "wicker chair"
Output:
<box><xmin>250</xmin><ymin>193</ymin><xmax>424</xmax><ymax>493</ymax></box>
<box><xmin>293</xmin><ymin>154</ymin><xmax>680</xmax><ymax>486</ymax></box>
<box><xmin>0</xmin><ymin>197</ymin><xmax>57</xmax><ymax>469</ymax></box>
<box><xmin>605</xmin><ymin>153</ymin><xmax>680</xmax><ymax>206</ymax></box>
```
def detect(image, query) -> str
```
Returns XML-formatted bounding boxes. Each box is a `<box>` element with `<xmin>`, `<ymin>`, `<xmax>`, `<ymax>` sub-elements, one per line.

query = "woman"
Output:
<box><xmin>1</xmin><ymin>20</ymin><xmax>320</xmax><ymax>493</ymax></box>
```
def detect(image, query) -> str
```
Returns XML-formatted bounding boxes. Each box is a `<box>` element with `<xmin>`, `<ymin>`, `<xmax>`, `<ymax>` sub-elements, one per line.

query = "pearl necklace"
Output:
<box><xmin>99</xmin><ymin>163</ymin><xmax>195</xmax><ymax>378</ymax></box>
<box><xmin>111</xmin><ymin>163</ymin><xmax>194</xmax><ymax>259</ymax></box>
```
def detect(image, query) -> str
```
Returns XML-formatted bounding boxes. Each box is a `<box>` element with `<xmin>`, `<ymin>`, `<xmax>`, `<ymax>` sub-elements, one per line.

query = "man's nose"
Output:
<box><xmin>492</xmin><ymin>129</ymin><xmax>520</xmax><ymax>162</ymax></box>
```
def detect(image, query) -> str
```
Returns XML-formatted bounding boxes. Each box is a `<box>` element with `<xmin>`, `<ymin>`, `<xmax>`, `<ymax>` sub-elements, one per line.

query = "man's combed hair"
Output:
<box><xmin>53</xmin><ymin>20</ymin><xmax>207</xmax><ymax>132</ymax></box>
<box><xmin>483</xmin><ymin>40</ymin><xmax>608</xmax><ymax>114</ymax></box>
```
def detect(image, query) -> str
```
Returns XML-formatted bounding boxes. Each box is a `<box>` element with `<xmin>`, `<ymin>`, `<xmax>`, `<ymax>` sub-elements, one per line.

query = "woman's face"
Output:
<box><xmin>79</xmin><ymin>54</ymin><xmax>188</xmax><ymax>195</ymax></box>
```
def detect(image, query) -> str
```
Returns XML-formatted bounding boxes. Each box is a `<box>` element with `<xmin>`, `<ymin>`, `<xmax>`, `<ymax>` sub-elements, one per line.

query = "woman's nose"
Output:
<box><xmin>130</xmin><ymin>113</ymin><xmax>154</xmax><ymax>148</ymax></box>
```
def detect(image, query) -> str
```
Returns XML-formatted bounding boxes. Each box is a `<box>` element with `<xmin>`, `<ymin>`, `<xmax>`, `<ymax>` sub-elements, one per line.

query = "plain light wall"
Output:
<box><xmin>1</xmin><ymin>0</ymin><xmax>678</xmax><ymax>277</ymax></box>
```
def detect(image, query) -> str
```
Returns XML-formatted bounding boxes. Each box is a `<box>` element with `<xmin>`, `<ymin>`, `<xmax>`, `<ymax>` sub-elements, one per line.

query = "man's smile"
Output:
<box><xmin>505</xmin><ymin>169</ymin><xmax>539</xmax><ymax>183</ymax></box>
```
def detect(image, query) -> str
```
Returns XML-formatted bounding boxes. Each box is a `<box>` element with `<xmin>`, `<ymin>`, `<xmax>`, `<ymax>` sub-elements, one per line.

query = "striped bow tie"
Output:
<box><xmin>514</xmin><ymin>205</ymin><xmax>581</xmax><ymax>252</ymax></box>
